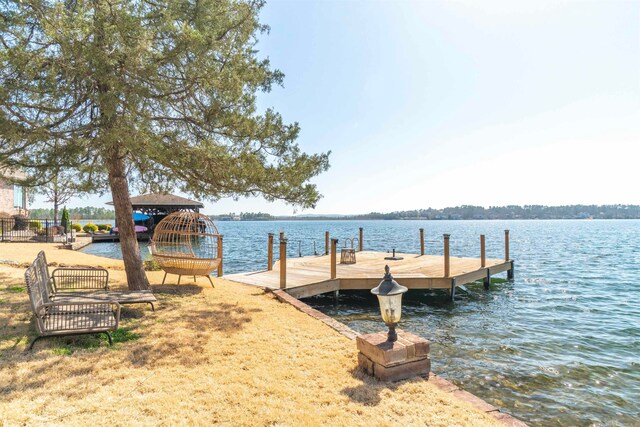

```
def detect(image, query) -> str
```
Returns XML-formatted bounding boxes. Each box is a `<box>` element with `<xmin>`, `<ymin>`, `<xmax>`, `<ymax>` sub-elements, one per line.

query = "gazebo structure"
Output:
<box><xmin>108</xmin><ymin>193</ymin><xmax>203</xmax><ymax>217</ymax></box>
<box><xmin>106</xmin><ymin>193</ymin><xmax>204</xmax><ymax>236</ymax></box>
<box><xmin>122</xmin><ymin>193</ymin><xmax>204</xmax><ymax>216</ymax></box>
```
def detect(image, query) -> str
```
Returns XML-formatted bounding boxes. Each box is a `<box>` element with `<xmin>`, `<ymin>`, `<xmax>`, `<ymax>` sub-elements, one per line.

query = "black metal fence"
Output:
<box><xmin>0</xmin><ymin>218</ymin><xmax>75</xmax><ymax>243</ymax></box>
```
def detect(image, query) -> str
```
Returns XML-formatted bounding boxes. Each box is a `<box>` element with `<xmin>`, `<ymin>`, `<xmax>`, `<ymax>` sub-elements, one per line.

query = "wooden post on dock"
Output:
<box><xmin>359</xmin><ymin>227</ymin><xmax>363</xmax><ymax>251</ymax></box>
<box><xmin>330</xmin><ymin>238</ymin><xmax>338</xmax><ymax>279</ymax></box>
<box><xmin>218</xmin><ymin>235</ymin><xmax>224</xmax><ymax>277</ymax></box>
<box><xmin>420</xmin><ymin>228</ymin><xmax>425</xmax><ymax>256</ymax></box>
<box><xmin>480</xmin><ymin>234</ymin><xmax>486</xmax><ymax>267</ymax></box>
<box><xmin>325</xmin><ymin>231</ymin><xmax>329</xmax><ymax>255</ymax></box>
<box><xmin>504</xmin><ymin>229</ymin><xmax>510</xmax><ymax>261</ymax></box>
<box><xmin>280</xmin><ymin>238</ymin><xmax>287</xmax><ymax>289</ymax></box>
<box><xmin>443</xmin><ymin>234</ymin><xmax>450</xmax><ymax>277</ymax></box>
<box><xmin>267</xmin><ymin>233</ymin><xmax>274</xmax><ymax>271</ymax></box>
<box><xmin>505</xmin><ymin>229</ymin><xmax>514</xmax><ymax>280</ymax></box>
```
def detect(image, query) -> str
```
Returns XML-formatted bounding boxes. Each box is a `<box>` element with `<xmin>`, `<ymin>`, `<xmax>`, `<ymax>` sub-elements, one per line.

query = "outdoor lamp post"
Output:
<box><xmin>371</xmin><ymin>265</ymin><xmax>408</xmax><ymax>342</ymax></box>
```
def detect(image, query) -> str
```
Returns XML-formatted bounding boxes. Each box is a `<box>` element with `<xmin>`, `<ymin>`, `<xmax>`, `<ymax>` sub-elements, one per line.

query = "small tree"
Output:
<box><xmin>36</xmin><ymin>163</ymin><xmax>87</xmax><ymax>223</ymax></box>
<box><xmin>0</xmin><ymin>1</ymin><xmax>329</xmax><ymax>290</ymax></box>
<box><xmin>60</xmin><ymin>207</ymin><xmax>70</xmax><ymax>234</ymax></box>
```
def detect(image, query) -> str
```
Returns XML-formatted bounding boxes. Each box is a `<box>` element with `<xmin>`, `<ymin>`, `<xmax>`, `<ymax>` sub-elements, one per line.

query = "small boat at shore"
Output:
<box><xmin>111</xmin><ymin>225</ymin><xmax>148</xmax><ymax>233</ymax></box>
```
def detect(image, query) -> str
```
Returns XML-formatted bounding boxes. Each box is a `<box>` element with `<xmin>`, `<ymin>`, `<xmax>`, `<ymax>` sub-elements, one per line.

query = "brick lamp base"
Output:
<box><xmin>356</xmin><ymin>329</ymin><xmax>431</xmax><ymax>382</ymax></box>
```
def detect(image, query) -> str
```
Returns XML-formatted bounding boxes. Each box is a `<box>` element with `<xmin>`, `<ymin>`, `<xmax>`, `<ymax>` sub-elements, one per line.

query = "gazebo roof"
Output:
<box><xmin>107</xmin><ymin>193</ymin><xmax>204</xmax><ymax>210</ymax></box>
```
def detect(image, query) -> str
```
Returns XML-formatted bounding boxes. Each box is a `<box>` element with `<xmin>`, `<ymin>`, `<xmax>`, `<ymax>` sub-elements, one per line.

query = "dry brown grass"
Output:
<box><xmin>0</xmin><ymin>244</ymin><xmax>498</xmax><ymax>426</ymax></box>
<box><xmin>0</xmin><ymin>242</ymin><xmax>124</xmax><ymax>269</ymax></box>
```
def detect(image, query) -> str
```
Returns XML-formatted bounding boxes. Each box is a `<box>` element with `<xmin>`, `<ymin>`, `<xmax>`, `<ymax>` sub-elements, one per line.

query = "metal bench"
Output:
<box><xmin>25</xmin><ymin>255</ymin><xmax>121</xmax><ymax>350</ymax></box>
<box><xmin>38</xmin><ymin>251</ymin><xmax>157</xmax><ymax>311</ymax></box>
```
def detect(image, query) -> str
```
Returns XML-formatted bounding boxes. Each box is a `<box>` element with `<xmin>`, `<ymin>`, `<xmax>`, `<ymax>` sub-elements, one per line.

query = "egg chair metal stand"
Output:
<box><xmin>149</xmin><ymin>211</ymin><xmax>223</xmax><ymax>288</ymax></box>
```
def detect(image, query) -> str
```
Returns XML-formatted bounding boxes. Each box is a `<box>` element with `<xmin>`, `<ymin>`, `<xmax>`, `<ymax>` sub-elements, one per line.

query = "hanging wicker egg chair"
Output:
<box><xmin>150</xmin><ymin>211</ymin><xmax>222</xmax><ymax>287</ymax></box>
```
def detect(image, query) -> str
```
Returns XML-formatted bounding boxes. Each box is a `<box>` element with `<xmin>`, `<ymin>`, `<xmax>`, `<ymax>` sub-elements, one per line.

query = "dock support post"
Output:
<box><xmin>484</xmin><ymin>268</ymin><xmax>491</xmax><ymax>290</ymax></box>
<box><xmin>330</xmin><ymin>238</ymin><xmax>338</xmax><ymax>279</ymax></box>
<box><xmin>504</xmin><ymin>229</ymin><xmax>510</xmax><ymax>261</ymax></box>
<box><xmin>480</xmin><ymin>234</ymin><xmax>486</xmax><ymax>268</ymax></box>
<box><xmin>420</xmin><ymin>228</ymin><xmax>425</xmax><ymax>256</ymax></box>
<box><xmin>334</xmin><ymin>290</ymin><xmax>339</xmax><ymax>300</ymax></box>
<box><xmin>279</xmin><ymin>238</ymin><xmax>287</xmax><ymax>289</ymax></box>
<box><xmin>443</xmin><ymin>234</ymin><xmax>450</xmax><ymax>277</ymax></box>
<box><xmin>508</xmin><ymin>260</ymin><xmax>515</xmax><ymax>280</ymax></box>
<box><xmin>450</xmin><ymin>278</ymin><xmax>456</xmax><ymax>302</ymax></box>
<box><xmin>325</xmin><ymin>231</ymin><xmax>329</xmax><ymax>255</ymax></box>
<box><xmin>218</xmin><ymin>235</ymin><xmax>223</xmax><ymax>277</ymax></box>
<box><xmin>359</xmin><ymin>227</ymin><xmax>363</xmax><ymax>251</ymax></box>
<box><xmin>267</xmin><ymin>233</ymin><xmax>274</xmax><ymax>271</ymax></box>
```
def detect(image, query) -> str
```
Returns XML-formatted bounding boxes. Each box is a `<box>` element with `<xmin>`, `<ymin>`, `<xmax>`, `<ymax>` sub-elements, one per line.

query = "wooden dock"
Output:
<box><xmin>226</xmin><ymin>229</ymin><xmax>514</xmax><ymax>301</ymax></box>
<box><xmin>91</xmin><ymin>233</ymin><xmax>151</xmax><ymax>243</ymax></box>
<box><xmin>226</xmin><ymin>251</ymin><xmax>513</xmax><ymax>300</ymax></box>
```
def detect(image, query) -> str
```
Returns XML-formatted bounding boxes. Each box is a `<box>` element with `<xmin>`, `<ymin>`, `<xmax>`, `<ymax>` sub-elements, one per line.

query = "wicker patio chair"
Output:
<box><xmin>25</xmin><ymin>258</ymin><xmax>121</xmax><ymax>350</ymax></box>
<box><xmin>150</xmin><ymin>211</ymin><xmax>222</xmax><ymax>287</ymax></box>
<box><xmin>35</xmin><ymin>251</ymin><xmax>156</xmax><ymax>311</ymax></box>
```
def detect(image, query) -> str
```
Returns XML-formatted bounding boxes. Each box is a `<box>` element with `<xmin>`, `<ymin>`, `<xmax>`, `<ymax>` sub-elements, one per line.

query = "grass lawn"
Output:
<box><xmin>0</xmin><ymin>243</ymin><xmax>498</xmax><ymax>426</ymax></box>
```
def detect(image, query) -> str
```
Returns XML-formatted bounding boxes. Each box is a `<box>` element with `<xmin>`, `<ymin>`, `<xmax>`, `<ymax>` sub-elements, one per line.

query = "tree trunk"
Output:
<box><xmin>53</xmin><ymin>199</ymin><xmax>59</xmax><ymax>224</ymax></box>
<box><xmin>53</xmin><ymin>177</ymin><xmax>59</xmax><ymax>223</ymax></box>
<box><xmin>106</xmin><ymin>153</ymin><xmax>150</xmax><ymax>291</ymax></box>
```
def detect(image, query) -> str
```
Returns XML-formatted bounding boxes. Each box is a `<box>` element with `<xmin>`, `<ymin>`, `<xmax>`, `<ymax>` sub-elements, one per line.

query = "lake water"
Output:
<box><xmin>79</xmin><ymin>219</ymin><xmax>640</xmax><ymax>426</ymax></box>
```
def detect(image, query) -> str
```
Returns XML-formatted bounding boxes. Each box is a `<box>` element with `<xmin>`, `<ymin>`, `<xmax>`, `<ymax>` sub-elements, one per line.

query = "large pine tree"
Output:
<box><xmin>0</xmin><ymin>0</ymin><xmax>329</xmax><ymax>289</ymax></box>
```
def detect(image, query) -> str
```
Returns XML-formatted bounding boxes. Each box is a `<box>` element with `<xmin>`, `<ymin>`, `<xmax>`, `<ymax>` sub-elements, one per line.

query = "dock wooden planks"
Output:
<box><xmin>225</xmin><ymin>251</ymin><xmax>513</xmax><ymax>300</ymax></box>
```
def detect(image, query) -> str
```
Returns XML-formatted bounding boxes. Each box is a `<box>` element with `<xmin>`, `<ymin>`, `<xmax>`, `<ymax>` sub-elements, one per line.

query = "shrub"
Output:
<box><xmin>144</xmin><ymin>259</ymin><xmax>162</xmax><ymax>271</ymax></box>
<box><xmin>97</xmin><ymin>223</ymin><xmax>112</xmax><ymax>231</ymax></box>
<box><xmin>83</xmin><ymin>223</ymin><xmax>98</xmax><ymax>233</ymax></box>
<box><xmin>29</xmin><ymin>220</ymin><xmax>43</xmax><ymax>231</ymax></box>
<box><xmin>48</xmin><ymin>226</ymin><xmax>64</xmax><ymax>235</ymax></box>
<box><xmin>37</xmin><ymin>226</ymin><xmax>62</xmax><ymax>236</ymax></box>
<box><xmin>71</xmin><ymin>223</ymin><xmax>82</xmax><ymax>232</ymax></box>
<box><xmin>12</xmin><ymin>215</ymin><xmax>28</xmax><ymax>231</ymax></box>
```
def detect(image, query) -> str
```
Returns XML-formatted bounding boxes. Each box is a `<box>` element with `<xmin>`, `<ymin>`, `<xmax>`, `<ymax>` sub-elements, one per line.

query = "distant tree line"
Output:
<box><xmin>213</xmin><ymin>205</ymin><xmax>640</xmax><ymax>221</ymax></box>
<box><xmin>213</xmin><ymin>212</ymin><xmax>274</xmax><ymax>221</ymax></box>
<box><xmin>30</xmin><ymin>204</ymin><xmax>640</xmax><ymax>222</ymax></box>
<box><xmin>365</xmin><ymin>205</ymin><xmax>640</xmax><ymax>220</ymax></box>
<box><xmin>29</xmin><ymin>207</ymin><xmax>115</xmax><ymax>220</ymax></box>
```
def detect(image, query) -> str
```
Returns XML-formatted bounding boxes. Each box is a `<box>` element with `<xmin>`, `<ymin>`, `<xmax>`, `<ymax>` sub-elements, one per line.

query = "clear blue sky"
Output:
<box><xmin>35</xmin><ymin>0</ymin><xmax>640</xmax><ymax>215</ymax></box>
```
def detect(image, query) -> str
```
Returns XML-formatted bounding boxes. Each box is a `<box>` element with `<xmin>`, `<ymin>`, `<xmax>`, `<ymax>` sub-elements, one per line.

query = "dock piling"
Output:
<box><xmin>508</xmin><ymin>260</ymin><xmax>515</xmax><ymax>280</ymax></box>
<box><xmin>480</xmin><ymin>234</ymin><xmax>486</xmax><ymax>268</ymax></box>
<box><xmin>443</xmin><ymin>234</ymin><xmax>450</xmax><ymax>277</ymax></box>
<box><xmin>218</xmin><ymin>235</ymin><xmax>224</xmax><ymax>277</ymax></box>
<box><xmin>484</xmin><ymin>268</ymin><xmax>491</xmax><ymax>290</ymax></box>
<box><xmin>450</xmin><ymin>278</ymin><xmax>456</xmax><ymax>302</ymax></box>
<box><xmin>325</xmin><ymin>231</ymin><xmax>329</xmax><ymax>255</ymax></box>
<box><xmin>420</xmin><ymin>228</ymin><xmax>425</xmax><ymax>256</ymax></box>
<box><xmin>279</xmin><ymin>238</ymin><xmax>287</xmax><ymax>289</ymax></box>
<box><xmin>330</xmin><ymin>238</ymin><xmax>338</xmax><ymax>279</ymax></box>
<box><xmin>359</xmin><ymin>227</ymin><xmax>363</xmax><ymax>252</ymax></box>
<box><xmin>267</xmin><ymin>233</ymin><xmax>274</xmax><ymax>271</ymax></box>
